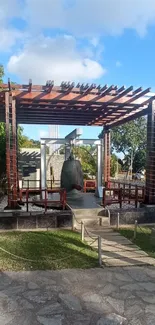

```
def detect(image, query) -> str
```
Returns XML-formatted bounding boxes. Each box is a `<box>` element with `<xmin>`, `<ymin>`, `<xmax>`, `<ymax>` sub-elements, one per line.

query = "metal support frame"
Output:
<box><xmin>104</xmin><ymin>130</ymin><xmax>111</xmax><ymax>186</ymax></box>
<box><xmin>40</xmin><ymin>133</ymin><xmax>102</xmax><ymax>197</ymax></box>
<box><xmin>41</xmin><ymin>142</ymin><xmax>46</xmax><ymax>199</ymax></box>
<box><xmin>65</xmin><ymin>128</ymin><xmax>83</xmax><ymax>141</ymax></box>
<box><xmin>95</xmin><ymin>142</ymin><xmax>103</xmax><ymax>197</ymax></box>
<box><xmin>65</xmin><ymin>144</ymin><xmax>71</xmax><ymax>160</ymax></box>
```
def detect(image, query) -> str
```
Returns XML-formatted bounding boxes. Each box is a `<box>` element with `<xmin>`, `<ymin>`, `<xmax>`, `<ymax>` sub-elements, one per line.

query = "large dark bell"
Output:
<box><xmin>61</xmin><ymin>156</ymin><xmax>84</xmax><ymax>192</ymax></box>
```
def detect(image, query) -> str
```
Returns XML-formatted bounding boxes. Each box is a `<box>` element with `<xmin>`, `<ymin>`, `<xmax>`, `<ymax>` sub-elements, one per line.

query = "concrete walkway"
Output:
<box><xmin>84</xmin><ymin>226</ymin><xmax>155</xmax><ymax>267</ymax></box>
<box><xmin>1</xmin><ymin>267</ymin><xmax>155</xmax><ymax>325</ymax></box>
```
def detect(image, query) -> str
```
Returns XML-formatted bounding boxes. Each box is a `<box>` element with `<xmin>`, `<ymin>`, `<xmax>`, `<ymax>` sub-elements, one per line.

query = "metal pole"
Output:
<box><xmin>41</xmin><ymin>142</ymin><xmax>46</xmax><ymax>199</ymax></box>
<box><xmin>134</xmin><ymin>220</ymin><xmax>138</xmax><ymax>239</ymax></box>
<box><xmin>107</xmin><ymin>209</ymin><xmax>111</xmax><ymax>226</ymax></box>
<box><xmin>72</xmin><ymin>215</ymin><xmax>74</xmax><ymax>231</ymax></box>
<box><xmin>81</xmin><ymin>221</ymin><xmax>84</xmax><ymax>241</ymax></box>
<box><xmin>65</xmin><ymin>144</ymin><xmax>71</xmax><ymax>160</ymax></box>
<box><xmin>98</xmin><ymin>236</ymin><xmax>102</xmax><ymax>266</ymax></box>
<box><xmin>117</xmin><ymin>212</ymin><xmax>120</xmax><ymax>229</ymax></box>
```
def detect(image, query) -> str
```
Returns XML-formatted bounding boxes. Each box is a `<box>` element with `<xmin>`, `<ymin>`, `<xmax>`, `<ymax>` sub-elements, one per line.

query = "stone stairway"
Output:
<box><xmin>71</xmin><ymin>201</ymin><xmax>155</xmax><ymax>267</ymax></box>
<box><xmin>72</xmin><ymin>207</ymin><xmax>109</xmax><ymax>228</ymax></box>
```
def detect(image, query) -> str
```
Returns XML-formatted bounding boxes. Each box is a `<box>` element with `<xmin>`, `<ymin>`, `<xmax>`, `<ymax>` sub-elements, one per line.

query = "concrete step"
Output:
<box><xmin>72</xmin><ymin>208</ymin><xmax>104</xmax><ymax>218</ymax></box>
<box><xmin>74</xmin><ymin>216</ymin><xmax>109</xmax><ymax>227</ymax></box>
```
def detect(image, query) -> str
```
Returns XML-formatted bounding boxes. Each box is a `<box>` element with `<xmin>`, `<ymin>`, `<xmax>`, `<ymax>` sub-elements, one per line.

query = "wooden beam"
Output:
<box><xmin>105</xmin><ymin>86</ymin><xmax>133</xmax><ymax>104</ymax></box>
<box><xmin>106</xmin><ymin>108</ymin><xmax>149</xmax><ymax>128</ymax></box>
<box><xmin>118</xmin><ymin>88</ymin><xmax>151</xmax><ymax>106</ymax></box>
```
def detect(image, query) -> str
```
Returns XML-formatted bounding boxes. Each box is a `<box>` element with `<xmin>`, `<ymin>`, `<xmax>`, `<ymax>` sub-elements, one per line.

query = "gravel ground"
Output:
<box><xmin>0</xmin><ymin>196</ymin><xmax>56</xmax><ymax>213</ymax></box>
<box><xmin>106</xmin><ymin>202</ymin><xmax>137</xmax><ymax>211</ymax></box>
<box><xmin>0</xmin><ymin>195</ymin><xmax>138</xmax><ymax>213</ymax></box>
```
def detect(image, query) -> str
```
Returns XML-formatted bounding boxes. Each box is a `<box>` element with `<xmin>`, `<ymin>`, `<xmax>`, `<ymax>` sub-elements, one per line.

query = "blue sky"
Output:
<box><xmin>1</xmin><ymin>0</ymin><xmax>155</xmax><ymax>139</ymax></box>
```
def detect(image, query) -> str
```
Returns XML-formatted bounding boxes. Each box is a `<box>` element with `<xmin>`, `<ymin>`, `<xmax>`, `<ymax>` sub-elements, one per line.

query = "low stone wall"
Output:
<box><xmin>0</xmin><ymin>211</ymin><xmax>72</xmax><ymax>230</ymax></box>
<box><xmin>107</xmin><ymin>207</ymin><xmax>155</xmax><ymax>226</ymax></box>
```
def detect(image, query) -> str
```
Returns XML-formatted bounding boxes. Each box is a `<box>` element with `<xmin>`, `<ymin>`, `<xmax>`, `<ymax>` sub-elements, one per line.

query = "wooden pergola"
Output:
<box><xmin>0</xmin><ymin>80</ymin><xmax>155</xmax><ymax>208</ymax></box>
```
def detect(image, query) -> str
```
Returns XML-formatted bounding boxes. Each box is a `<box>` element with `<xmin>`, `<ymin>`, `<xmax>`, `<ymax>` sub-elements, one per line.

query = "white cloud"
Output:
<box><xmin>7</xmin><ymin>35</ymin><xmax>106</xmax><ymax>83</ymax></box>
<box><xmin>0</xmin><ymin>0</ymin><xmax>23</xmax><ymax>51</ymax></box>
<box><xmin>90</xmin><ymin>37</ymin><xmax>100</xmax><ymax>47</ymax></box>
<box><xmin>0</xmin><ymin>28</ymin><xmax>22</xmax><ymax>52</ymax></box>
<box><xmin>0</xmin><ymin>0</ymin><xmax>20</xmax><ymax>23</ymax></box>
<box><xmin>39</xmin><ymin>130</ymin><xmax>48</xmax><ymax>138</ymax></box>
<box><xmin>116</xmin><ymin>61</ymin><xmax>122</xmax><ymax>68</ymax></box>
<box><xmin>24</xmin><ymin>0</ymin><xmax>155</xmax><ymax>37</ymax></box>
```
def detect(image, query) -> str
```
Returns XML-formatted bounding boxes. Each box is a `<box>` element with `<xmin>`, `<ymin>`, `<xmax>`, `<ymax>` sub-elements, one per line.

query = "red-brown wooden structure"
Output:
<box><xmin>0</xmin><ymin>80</ymin><xmax>155</xmax><ymax>208</ymax></box>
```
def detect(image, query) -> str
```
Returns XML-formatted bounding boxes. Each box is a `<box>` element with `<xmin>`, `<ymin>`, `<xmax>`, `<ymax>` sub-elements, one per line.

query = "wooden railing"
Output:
<box><xmin>21</xmin><ymin>179</ymin><xmax>97</xmax><ymax>193</ymax></box>
<box><xmin>103</xmin><ymin>183</ymin><xmax>145</xmax><ymax>208</ymax></box>
<box><xmin>83</xmin><ymin>180</ymin><xmax>96</xmax><ymax>192</ymax></box>
<box><xmin>19</xmin><ymin>188</ymin><xmax>66</xmax><ymax>212</ymax></box>
<box><xmin>21</xmin><ymin>179</ymin><xmax>60</xmax><ymax>189</ymax></box>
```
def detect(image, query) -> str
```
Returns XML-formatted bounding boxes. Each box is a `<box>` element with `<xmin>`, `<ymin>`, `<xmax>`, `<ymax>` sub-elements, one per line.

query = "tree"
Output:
<box><xmin>133</xmin><ymin>149</ymin><xmax>146</xmax><ymax>172</ymax></box>
<box><xmin>73</xmin><ymin>145</ymin><xmax>97</xmax><ymax>179</ymax></box>
<box><xmin>19</xmin><ymin>135</ymin><xmax>40</xmax><ymax>148</ymax></box>
<box><xmin>111</xmin><ymin>117</ymin><xmax>146</xmax><ymax>156</ymax></box>
<box><xmin>110</xmin><ymin>154</ymin><xmax>121</xmax><ymax>177</ymax></box>
<box><xmin>111</xmin><ymin>118</ymin><xmax>147</xmax><ymax>173</ymax></box>
<box><xmin>99</xmin><ymin>117</ymin><xmax>147</xmax><ymax>174</ymax></box>
<box><xmin>0</xmin><ymin>65</ymin><xmax>4</xmax><ymax>83</ymax></box>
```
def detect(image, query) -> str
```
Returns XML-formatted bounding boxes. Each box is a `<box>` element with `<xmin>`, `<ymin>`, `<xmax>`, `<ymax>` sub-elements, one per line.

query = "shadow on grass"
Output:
<box><xmin>119</xmin><ymin>227</ymin><xmax>155</xmax><ymax>258</ymax></box>
<box><xmin>0</xmin><ymin>230</ymin><xmax>99</xmax><ymax>271</ymax></box>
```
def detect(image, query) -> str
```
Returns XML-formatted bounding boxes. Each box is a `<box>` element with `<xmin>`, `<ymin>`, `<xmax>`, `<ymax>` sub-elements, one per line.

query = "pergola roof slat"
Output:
<box><xmin>0</xmin><ymin>81</ymin><xmax>154</xmax><ymax>127</ymax></box>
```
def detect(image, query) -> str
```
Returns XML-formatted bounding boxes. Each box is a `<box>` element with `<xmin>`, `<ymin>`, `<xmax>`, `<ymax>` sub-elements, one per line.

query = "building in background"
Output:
<box><xmin>49</xmin><ymin>125</ymin><xmax>59</xmax><ymax>155</ymax></box>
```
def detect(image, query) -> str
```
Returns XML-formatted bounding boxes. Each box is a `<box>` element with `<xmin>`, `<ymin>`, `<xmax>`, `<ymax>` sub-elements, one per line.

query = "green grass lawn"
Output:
<box><xmin>0</xmin><ymin>230</ymin><xmax>98</xmax><ymax>271</ymax></box>
<box><xmin>118</xmin><ymin>226</ymin><xmax>155</xmax><ymax>258</ymax></box>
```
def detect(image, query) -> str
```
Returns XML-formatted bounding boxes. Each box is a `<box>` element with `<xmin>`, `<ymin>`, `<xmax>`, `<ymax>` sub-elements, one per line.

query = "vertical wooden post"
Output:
<box><xmin>72</xmin><ymin>215</ymin><xmax>74</xmax><ymax>231</ymax></box>
<box><xmin>81</xmin><ymin>221</ymin><xmax>84</xmax><ymax>241</ymax></box>
<box><xmin>104</xmin><ymin>130</ymin><xmax>111</xmax><ymax>186</ymax></box>
<box><xmin>134</xmin><ymin>220</ymin><xmax>138</xmax><ymax>239</ymax></box>
<box><xmin>107</xmin><ymin>209</ymin><xmax>111</xmax><ymax>225</ymax></box>
<box><xmin>128</xmin><ymin>183</ymin><xmax>131</xmax><ymax>204</ymax></box>
<box><xmin>145</xmin><ymin>101</ymin><xmax>155</xmax><ymax>204</ymax></box>
<box><xmin>5</xmin><ymin>92</ymin><xmax>11</xmax><ymax>207</ymax></box>
<box><xmin>98</xmin><ymin>236</ymin><xmax>102</xmax><ymax>266</ymax></box>
<box><xmin>36</xmin><ymin>216</ymin><xmax>38</xmax><ymax>229</ymax></box>
<box><xmin>103</xmin><ymin>188</ymin><xmax>106</xmax><ymax>207</ymax></box>
<box><xmin>26</xmin><ymin>189</ymin><xmax>29</xmax><ymax>212</ymax></box>
<box><xmin>11</xmin><ymin>98</ymin><xmax>18</xmax><ymax>207</ymax></box>
<box><xmin>5</xmin><ymin>92</ymin><xmax>19</xmax><ymax>209</ymax></box>
<box><xmin>16</xmin><ymin>217</ymin><xmax>19</xmax><ymax>230</ymax></box>
<box><xmin>119</xmin><ymin>188</ymin><xmax>122</xmax><ymax>208</ymax></box>
<box><xmin>135</xmin><ymin>185</ymin><xmax>138</xmax><ymax>208</ymax></box>
<box><xmin>117</xmin><ymin>213</ymin><xmax>120</xmax><ymax>229</ymax></box>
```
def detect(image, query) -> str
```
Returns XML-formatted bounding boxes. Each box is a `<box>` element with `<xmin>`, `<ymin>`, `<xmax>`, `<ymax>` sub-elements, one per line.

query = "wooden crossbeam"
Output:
<box><xmin>106</xmin><ymin>108</ymin><xmax>149</xmax><ymax>128</ymax></box>
<box><xmin>105</xmin><ymin>86</ymin><xmax>133</xmax><ymax>104</ymax></box>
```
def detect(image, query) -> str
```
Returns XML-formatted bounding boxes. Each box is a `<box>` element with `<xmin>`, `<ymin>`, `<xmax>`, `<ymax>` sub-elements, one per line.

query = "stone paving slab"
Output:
<box><xmin>102</xmin><ymin>250</ymin><xmax>148</xmax><ymax>259</ymax></box>
<box><xmin>84</xmin><ymin>226</ymin><xmax>155</xmax><ymax>267</ymax></box>
<box><xmin>1</xmin><ymin>267</ymin><xmax>155</xmax><ymax>325</ymax></box>
<box><xmin>103</xmin><ymin>257</ymin><xmax>155</xmax><ymax>267</ymax></box>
